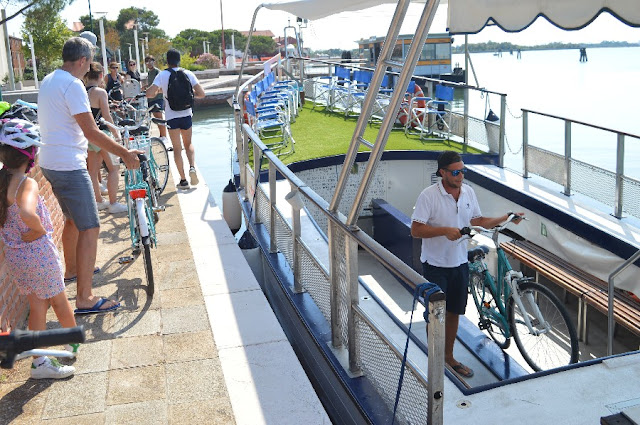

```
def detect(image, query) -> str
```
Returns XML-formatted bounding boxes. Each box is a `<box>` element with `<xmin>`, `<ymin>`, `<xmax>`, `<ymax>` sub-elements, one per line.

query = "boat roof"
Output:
<box><xmin>358</xmin><ymin>33</ymin><xmax>451</xmax><ymax>44</ymax></box>
<box><xmin>262</xmin><ymin>0</ymin><xmax>640</xmax><ymax>32</ymax></box>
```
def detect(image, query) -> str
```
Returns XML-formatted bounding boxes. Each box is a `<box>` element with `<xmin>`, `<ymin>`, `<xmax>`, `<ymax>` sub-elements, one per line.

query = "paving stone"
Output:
<box><xmin>165</xmin><ymin>359</ymin><xmax>228</xmax><ymax>404</ymax></box>
<box><xmin>71</xmin><ymin>339</ymin><xmax>112</xmax><ymax>374</ymax></box>
<box><xmin>42</xmin><ymin>372</ymin><xmax>108</xmax><ymax>419</ymax></box>
<box><xmin>162</xmin><ymin>304</ymin><xmax>210</xmax><ymax>335</ymax></box>
<box><xmin>163</xmin><ymin>330</ymin><xmax>216</xmax><ymax>363</ymax></box>
<box><xmin>105</xmin><ymin>399</ymin><xmax>168</xmax><ymax>424</ymax></box>
<box><xmin>38</xmin><ymin>412</ymin><xmax>105</xmax><ymax>424</ymax></box>
<box><xmin>169</xmin><ymin>399</ymin><xmax>235</xmax><ymax>424</ymax></box>
<box><xmin>107</xmin><ymin>365</ymin><xmax>165</xmax><ymax>405</ymax></box>
<box><xmin>156</xmin><ymin>231</ymin><xmax>190</xmax><ymax>245</ymax></box>
<box><xmin>110</xmin><ymin>334</ymin><xmax>164</xmax><ymax>369</ymax></box>
<box><xmin>107</xmin><ymin>309</ymin><xmax>162</xmax><ymax>338</ymax></box>
<box><xmin>155</xmin><ymin>260</ymin><xmax>200</xmax><ymax>291</ymax></box>
<box><xmin>0</xmin><ymin>380</ymin><xmax>50</xmax><ymax>423</ymax></box>
<box><xmin>159</xmin><ymin>286</ymin><xmax>204</xmax><ymax>309</ymax></box>
<box><xmin>155</xmin><ymin>242</ymin><xmax>193</xmax><ymax>262</ymax></box>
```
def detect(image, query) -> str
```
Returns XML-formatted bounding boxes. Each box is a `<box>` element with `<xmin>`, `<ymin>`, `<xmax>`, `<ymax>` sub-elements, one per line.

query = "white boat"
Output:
<box><xmin>232</xmin><ymin>1</ymin><xmax>640</xmax><ymax>424</ymax></box>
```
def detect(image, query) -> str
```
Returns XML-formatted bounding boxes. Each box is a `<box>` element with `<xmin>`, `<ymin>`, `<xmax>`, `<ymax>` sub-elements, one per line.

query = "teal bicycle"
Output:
<box><xmin>100</xmin><ymin>119</ymin><xmax>161</xmax><ymax>295</ymax></box>
<box><xmin>462</xmin><ymin>214</ymin><xmax>579</xmax><ymax>371</ymax></box>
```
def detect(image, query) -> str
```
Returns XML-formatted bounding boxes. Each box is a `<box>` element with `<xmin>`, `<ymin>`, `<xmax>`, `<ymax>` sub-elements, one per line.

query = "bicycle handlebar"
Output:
<box><xmin>461</xmin><ymin>213</ymin><xmax>525</xmax><ymax>237</ymax></box>
<box><xmin>0</xmin><ymin>326</ymin><xmax>85</xmax><ymax>369</ymax></box>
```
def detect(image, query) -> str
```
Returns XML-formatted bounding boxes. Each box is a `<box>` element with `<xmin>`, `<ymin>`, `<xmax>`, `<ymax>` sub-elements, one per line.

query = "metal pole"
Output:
<box><xmin>28</xmin><ymin>33</ymin><xmax>38</xmax><ymax>89</ymax></box>
<box><xmin>220</xmin><ymin>0</ymin><xmax>226</xmax><ymax>62</ymax></box>
<box><xmin>346</xmin><ymin>233</ymin><xmax>361</xmax><ymax>374</ymax></box>
<box><xmin>203</xmin><ymin>40</ymin><xmax>206</xmax><ymax>56</ymax></box>
<box><xmin>614</xmin><ymin>134</ymin><xmax>625</xmax><ymax>218</ymax></box>
<box><xmin>88</xmin><ymin>0</ymin><xmax>93</xmax><ymax>32</ymax></box>
<box><xmin>427</xmin><ymin>292</ymin><xmax>446</xmax><ymax>425</ymax></box>
<box><xmin>608</xmin><ymin>249</ymin><xmax>640</xmax><ymax>356</ymax></box>
<box><xmin>127</xmin><ymin>44</ymin><xmax>132</xmax><ymax>62</ymax></box>
<box><xmin>523</xmin><ymin>110</ymin><xmax>529</xmax><ymax>178</ymax></box>
<box><xmin>269</xmin><ymin>165</ymin><xmax>277</xmax><ymax>253</ymax></box>
<box><xmin>2</xmin><ymin>9</ymin><xmax>16</xmax><ymax>91</ymax></box>
<box><xmin>133</xmin><ymin>23</ymin><xmax>140</xmax><ymax>70</ymax></box>
<box><xmin>498</xmin><ymin>94</ymin><xmax>506</xmax><ymax>167</ymax></box>
<box><xmin>564</xmin><ymin>120</ymin><xmax>572</xmax><ymax>196</ymax></box>
<box><xmin>140</xmin><ymin>39</ymin><xmax>146</xmax><ymax>72</ymax></box>
<box><xmin>99</xmin><ymin>18</ymin><xmax>107</xmax><ymax>73</ymax></box>
<box><xmin>463</xmin><ymin>35</ymin><xmax>469</xmax><ymax>148</ymax></box>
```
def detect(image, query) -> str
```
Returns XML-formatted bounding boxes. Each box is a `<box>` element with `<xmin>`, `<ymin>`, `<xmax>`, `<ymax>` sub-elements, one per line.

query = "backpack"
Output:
<box><xmin>166</xmin><ymin>68</ymin><xmax>194</xmax><ymax>111</ymax></box>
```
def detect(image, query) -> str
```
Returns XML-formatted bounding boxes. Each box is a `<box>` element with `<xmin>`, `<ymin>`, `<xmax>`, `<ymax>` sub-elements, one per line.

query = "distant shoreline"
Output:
<box><xmin>452</xmin><ymin>41</ymin><xmax>638</xmax><ymax>54</ymax></box>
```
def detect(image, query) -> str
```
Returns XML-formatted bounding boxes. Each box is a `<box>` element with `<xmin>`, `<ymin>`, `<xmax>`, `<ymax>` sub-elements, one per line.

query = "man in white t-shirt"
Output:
<box><xmin>146</xmin><ymin>49</ymin><xmax>205</xmax><ymax>189</ymax></box>
<box><xmin>411</xmin><ymin>151</ymin><xmax>523</xmax><ymax>379</ymax></box>
<box><xmin>39</xmin><ymin>37</ymin><xmax>141</xmax><ymax>315</ymax></box>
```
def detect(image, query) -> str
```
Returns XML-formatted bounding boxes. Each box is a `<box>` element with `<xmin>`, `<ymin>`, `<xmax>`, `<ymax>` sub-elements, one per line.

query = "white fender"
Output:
<box><xmin>222</xmin><ymin>179</ymin><xmax>241</xmax><ymax>234</ymax></box>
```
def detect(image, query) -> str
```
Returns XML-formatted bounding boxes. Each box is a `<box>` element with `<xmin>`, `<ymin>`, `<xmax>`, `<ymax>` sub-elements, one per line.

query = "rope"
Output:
<box><xmin>391</xmin><ymin>282</ymin><xmax>442</xmax><ymax>424</ymax></box>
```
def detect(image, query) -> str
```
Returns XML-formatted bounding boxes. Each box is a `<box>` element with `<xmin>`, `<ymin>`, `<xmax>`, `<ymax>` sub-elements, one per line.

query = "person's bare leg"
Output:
<box><xmin>87</xmin><ymin>151</ymin><xmax>104</xmax><ymax>203</ymax></box>
<box><xmin>181</xmin><ymin>127</ymin><xmax>195</xmax><ymax>168</ymax></box>
<box><xmin>49</xmin><ymin>291</ymin><xmax>77</xmax><ymax>328</ymax></box>
<box><xmin>444</xmin><ymin>311</ymin><xmax>459</xmax><ymax>365</ymax></box>
<box><xmin>62</xmin><ymin>218</ymin><xmax>79</xmax><ymax>280</ymax></box>
<box><xmin>75</xmin><ymin>227</ymin><xmax>116</xmax><ymax>310</ymax></box>
<box><xmin>26</xmin><ymin>294</ymin><xmax>49</xmax><ymax>361</ymax></box>
<box><xmin>168</xmin><ymin>128</ymin><xmax>185</xmax><ymax>180</ymax></box>
<box><xmin>153</xmin><ymin>111</ymin><xmax>166</xmax><ymax>137</ymax></box>
<box><xmin>100</xmin><ymin>150</ymin><xmax>120</xmax><ymax>205</ymax></box>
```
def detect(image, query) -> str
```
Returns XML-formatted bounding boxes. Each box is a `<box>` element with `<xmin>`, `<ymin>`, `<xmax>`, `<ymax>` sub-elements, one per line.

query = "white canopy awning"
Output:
<box><xmin>447</xmin><ymin>0</ymin><xmax>640</xmax><ymax>34</ymax></box>
<box><xmin>262</xmin><ymin>0</ymin><xmax>640</xmax><ymax>33</ymax></box>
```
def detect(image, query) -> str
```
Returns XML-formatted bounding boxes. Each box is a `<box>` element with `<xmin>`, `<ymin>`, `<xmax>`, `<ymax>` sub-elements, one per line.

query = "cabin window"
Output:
<box><xmin>420</xmin><ymin>43</ymin><xmax>435</xmax><ymax>60</ymax></box>
<box><xmin>391</xmin><ymin>44</ymin><xmax>403</xmax><ymax>61</ymax></box>
<box><xmin>435</xmin><ymin>43</ymin><xmax>450</xmax><ymax>60</ymax></box>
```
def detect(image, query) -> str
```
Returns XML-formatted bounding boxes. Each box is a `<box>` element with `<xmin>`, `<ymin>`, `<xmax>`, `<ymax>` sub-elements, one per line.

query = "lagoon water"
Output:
<box><xmin>192</xmin><ymin>46</ymin><xmax>640</xmax><ymax>202</ymax></box>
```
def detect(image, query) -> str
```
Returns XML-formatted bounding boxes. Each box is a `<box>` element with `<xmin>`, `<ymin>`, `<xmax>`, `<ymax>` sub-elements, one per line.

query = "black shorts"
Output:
<box><xmin>148</xmin><ymin>97</ymin><xmax>164</xmax><ymax>111</ymax></box>
<box><xmin>167</xmin><ymin>115</ymin><xmax>192</xmax><ymax>130</ymax></box>
<box><xmin>422</xmin><ymin>262</ymin><xmax>469</xmax><ymax>315</ymax></box>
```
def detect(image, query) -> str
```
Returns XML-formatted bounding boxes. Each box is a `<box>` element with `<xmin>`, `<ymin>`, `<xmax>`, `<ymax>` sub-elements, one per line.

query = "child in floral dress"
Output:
<box><xmin>0</xmin><ymin>119</ymin><xmax>78</xmax><ymax>379</ymax></box>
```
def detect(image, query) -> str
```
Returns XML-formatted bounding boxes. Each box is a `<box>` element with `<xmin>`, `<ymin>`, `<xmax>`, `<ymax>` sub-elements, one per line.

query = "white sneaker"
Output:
<box><xmin>30</xmin><ymin>357</ymin><xmax>75</xmax><ymax>379</ymax></box>
<box><xmin>99</xmin><ymin>182</ymin><xmax>108</xmax><ymax>195</ymax></box>
<box><xmin>64</xmin><ymin>343</ymin><xmax>80</xmax><ymax>358</ymax></box>
<box><xmin>108</xmin><ymin>202</ymin><xmax>128</xmax><ymax>214</ymax></box>
<box><xmin>189</xmin><ymin>167</ymin><xmax>199</xmax><ymax>186</ymax></box>
<box><xmin>96</xmin><ymin>200</ymin><xmax>110</xmax><ymax>211</ymax></box>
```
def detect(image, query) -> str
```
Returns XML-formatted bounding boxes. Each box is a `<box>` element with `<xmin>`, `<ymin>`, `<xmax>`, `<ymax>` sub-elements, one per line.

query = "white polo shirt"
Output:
<box><xmin>411</xmin><ymin>181</ymin><xmax>482</xmax><ymax>267</ymax></box>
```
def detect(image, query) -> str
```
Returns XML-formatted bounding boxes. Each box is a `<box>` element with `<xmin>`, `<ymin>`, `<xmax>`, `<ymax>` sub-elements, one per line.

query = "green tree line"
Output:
<box><xmin>452</xmin><ymin>40</ymin><xmax>637</xmax><ymax>54</ymax></box>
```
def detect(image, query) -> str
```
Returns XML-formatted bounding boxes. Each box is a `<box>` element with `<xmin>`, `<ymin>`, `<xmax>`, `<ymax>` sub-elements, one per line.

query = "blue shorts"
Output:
<box><xmin>167</xmin><ymin>115</ymin><xmax>192</xmax><ymax>130</ymax></box>
<box><xmin>41</xmin><ymin>168</ymin><xmax>100</xmax><ymax>231</ymax></box>
<box><xmin>148</xmin><ymin>97</ymin><xmax>164</xmax><ymax>111</ymax></box>
<box><xmin>422</xmin><ymin>262</ymin><xmax>469</xmax><ymax>315</ymax></box>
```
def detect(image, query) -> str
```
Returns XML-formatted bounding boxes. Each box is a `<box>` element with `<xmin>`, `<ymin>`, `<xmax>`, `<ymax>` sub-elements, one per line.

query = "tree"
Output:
<box><xmin>172</xmin><ymin>29</ymin><xmax>210</xmax><ymax>57</ymax></box>
<box><xmin>147</xmin><ymin>37</ymin><xmax>171</xmax><ymax>66</ymax></box>
<box><xmin>104</xmin><ymin>28</ymin><xmax>120</xmax><ymax>54</ymax></box>
<box><xmin>21</xmin><ymin>0</ymin><xmax>73</xmax><ymax>72</ymax></box>
<box><xmin>248</xmin><ymin>35</ymin><xmax>276</xmax><ymax>57</ymax></box>
<box><xmin>0</xmin><ymin>0</ymin><xmax>49</xmax><ymax>26</ymax></box>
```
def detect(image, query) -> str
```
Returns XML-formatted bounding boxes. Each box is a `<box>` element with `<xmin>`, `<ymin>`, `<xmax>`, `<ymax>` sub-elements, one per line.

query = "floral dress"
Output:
<box><xmin>0</xmin><ymin>176</ymin><xmax>64</xmax><ymax>299</ymax></box>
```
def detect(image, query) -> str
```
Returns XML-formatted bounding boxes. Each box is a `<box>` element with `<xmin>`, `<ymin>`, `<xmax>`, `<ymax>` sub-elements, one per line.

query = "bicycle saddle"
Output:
<box><xmin>467</xmin><ymin>246</ymin><xmax>489</xmax><ymax>262</ymax></box>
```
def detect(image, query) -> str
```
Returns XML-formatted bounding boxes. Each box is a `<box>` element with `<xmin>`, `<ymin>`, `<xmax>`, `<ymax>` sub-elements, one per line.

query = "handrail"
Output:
<box><xmin>522</xmin><ymin>108</ymin><xmax>640</xmax><ymax>140</ymax></box>
<box><xmin>607</xmin><ymin>248</ymin><xmax>640</xmax><ymax>356</ymax></box>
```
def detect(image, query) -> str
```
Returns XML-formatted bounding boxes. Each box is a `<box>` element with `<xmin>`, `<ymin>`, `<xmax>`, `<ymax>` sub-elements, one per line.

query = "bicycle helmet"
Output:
<box><xmin>0</xmin><ymin>118</ymin><xmax>42</xmax><ymax>148</ymax></box>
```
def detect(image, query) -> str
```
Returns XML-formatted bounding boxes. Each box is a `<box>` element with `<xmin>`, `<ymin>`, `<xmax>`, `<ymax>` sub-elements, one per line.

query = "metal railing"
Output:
<box><xmin>233</xmin><ymin>63</ymin><xmax>446</xmax><ymax>423</ymax></box>
<box><xmin>522</xmin><ymin>109</ymin><xmax>640</xmax><ymax>219</ymax></box>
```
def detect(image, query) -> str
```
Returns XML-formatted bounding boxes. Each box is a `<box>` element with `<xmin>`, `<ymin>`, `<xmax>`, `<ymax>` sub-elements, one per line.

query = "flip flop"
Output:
<box><xmin>451</xmin><ymin>363</ymin><xmax>474</xmax><ymax>378</ymax></box>
<box><xmin>64</xmin><ymin>267</ymin><xmax>101</xmax><ymax>283</ymax></box>
<box><xmin>74</xmin><ymin>297</ymin><xmax>120</xmax><ymax>315</ymax></box>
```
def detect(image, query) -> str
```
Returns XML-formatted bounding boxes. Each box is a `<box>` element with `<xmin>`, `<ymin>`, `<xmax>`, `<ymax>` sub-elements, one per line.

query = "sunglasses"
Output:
<box><xmin>129</xmin><ymin>63</ymin><xmax>136</xmax><ymax>65</ymax></box>
<box><xmin>444</xmin><ymin>167</ymin><xmax>468</xmax><ymax>177</ymax></box>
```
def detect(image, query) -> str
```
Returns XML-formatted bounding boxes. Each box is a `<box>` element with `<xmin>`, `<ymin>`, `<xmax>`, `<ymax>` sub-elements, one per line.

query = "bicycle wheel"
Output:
<box><xmin>141</xmin><ymin>236</ymin><xmax>154</xmax><ymax>295</ymax></box>
<box><xmin>469</xmin><ymin>271</ymin><xmax>511</xmax><ymax>349</ymax></box>
<box><xmin>508</xmin><ymin>282</ymin><xmax>579</xmax><ymax>371</ymax></box>
<box><xmin>150</xmin><ymin>138</ymin><xmax>169</xmax><ymax>194</ymax></box>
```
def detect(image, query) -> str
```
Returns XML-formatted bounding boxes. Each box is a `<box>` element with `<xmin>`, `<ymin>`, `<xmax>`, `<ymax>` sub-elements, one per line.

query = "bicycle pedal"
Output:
<box><xmin>153</xmin><ymin>206</ymin><xmax>165</xmax><ymax>213</ymax></box>
<box><xmin>118</xmin><ymin>256</ymin><xmax>135</xmax><ymax>264</ymax></box>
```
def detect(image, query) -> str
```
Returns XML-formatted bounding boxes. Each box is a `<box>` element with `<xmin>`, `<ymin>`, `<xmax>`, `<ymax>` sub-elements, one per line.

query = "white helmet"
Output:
<box><xmin>0</xmin><ymin>118</ymin><xmax>43</xmax><ymax>149</ymax></box>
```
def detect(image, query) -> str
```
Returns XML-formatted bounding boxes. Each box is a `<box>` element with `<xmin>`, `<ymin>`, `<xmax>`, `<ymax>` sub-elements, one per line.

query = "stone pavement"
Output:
<box><xmin>0</xmin><ymin>172</ymin><xmax>236</xmax><ymax>424</ymax></box>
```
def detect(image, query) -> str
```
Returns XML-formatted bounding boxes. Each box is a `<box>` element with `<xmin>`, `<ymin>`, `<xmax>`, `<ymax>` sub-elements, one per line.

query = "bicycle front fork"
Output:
<box><xmin>507</xmin><ymin>271</ymin><xmax>550</xmax><ymax>336</ymax></box>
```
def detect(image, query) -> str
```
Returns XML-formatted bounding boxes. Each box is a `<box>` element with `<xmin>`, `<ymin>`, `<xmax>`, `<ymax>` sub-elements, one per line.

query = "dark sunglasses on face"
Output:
<box><xmin>129</xmin><ymin>62</ymin><xmax>136</xmax><ymax>65</ymax></box>
<box><xmin>444</xmin><ymin>167</ymin><xmax>468</xmax><ymax>177</ymax></box>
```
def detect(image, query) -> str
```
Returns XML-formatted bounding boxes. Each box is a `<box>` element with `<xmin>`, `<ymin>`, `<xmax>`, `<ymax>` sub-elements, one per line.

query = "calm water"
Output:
<box><xmin>191</xmin><ymin>46</ymin><xmax>640</xmax><ymax>201</ymax></box>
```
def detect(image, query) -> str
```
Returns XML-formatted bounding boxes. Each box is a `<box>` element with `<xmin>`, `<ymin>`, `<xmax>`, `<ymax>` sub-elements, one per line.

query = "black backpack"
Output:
<box><xmin>166</xmin><ymin>68</ymin><xmax>194</xmax><ymax>111</ymax></box>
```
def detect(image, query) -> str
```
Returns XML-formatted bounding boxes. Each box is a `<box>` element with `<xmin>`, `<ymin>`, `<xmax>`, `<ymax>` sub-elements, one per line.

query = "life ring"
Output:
<box><xmin>398</xmin><ymin>84</ymin><xmax>426</xmax><ymax>127</ymax></box>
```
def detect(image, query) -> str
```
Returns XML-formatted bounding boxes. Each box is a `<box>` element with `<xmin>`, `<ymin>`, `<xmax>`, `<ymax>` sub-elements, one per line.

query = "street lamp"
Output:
<box><xmin>88</xmin><ymin>0</ymin><xmax>93</xmax><ymax>32</ymax></box>
<box><xmin>95</xmin><ymin>12</ymin><xmax>108</xmax><ymax>72</ymax></box>
<box><xmin>126</xmin><ymin>43</ymin><xmax>133</xmax><ymax>63</ymax></box>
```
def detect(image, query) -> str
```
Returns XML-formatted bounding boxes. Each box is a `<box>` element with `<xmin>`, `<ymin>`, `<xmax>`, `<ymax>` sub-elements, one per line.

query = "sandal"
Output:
<box><xmin>450</xmin><ymin>363</ymin><xmax>474</xmax><ymax>378</ymax></box>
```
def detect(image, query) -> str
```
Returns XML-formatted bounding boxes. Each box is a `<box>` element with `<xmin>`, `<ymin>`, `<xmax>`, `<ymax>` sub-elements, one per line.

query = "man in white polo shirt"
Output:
<box><xmin>411</xmin><ymin>151</ymin><xmax>523</xmax><ymax>378</ymax></box>
<box><xmin>39</xmin><ymin>37</ymin><xmax>141</xmax><ymax>314</ymax></box>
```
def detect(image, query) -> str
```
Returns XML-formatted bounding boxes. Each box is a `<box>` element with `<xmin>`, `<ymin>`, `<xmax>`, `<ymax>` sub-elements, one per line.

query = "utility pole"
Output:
<box><xmin>28</xmin><ymin>33</ymin><xmax>38</xmax><ymax>89</ymax></box>
<box><xmin>220</xmin><ymin>0</ymin><xmax>226</xmax><ymax>63</ymax></box>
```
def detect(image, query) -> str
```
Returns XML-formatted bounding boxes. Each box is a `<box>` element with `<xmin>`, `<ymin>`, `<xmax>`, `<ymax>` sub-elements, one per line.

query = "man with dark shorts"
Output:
<box><xmin>411</xmin><ymin>151</ymin><xmax>523</xmax><ymax>378</ymax></box>
<box><xmin>146</xmin><ymin>49</ymin><xmax>205</xmax><ymax>189</ymax></box>
<box><xmin>38</xmin><ymin>37</ymin><xmax>141</xmax><ymax>314</ymax></box>
<box><xmin>143</xmin><ymin>55</ymin><xmax>167</xmax><ymax>139</ymax></box>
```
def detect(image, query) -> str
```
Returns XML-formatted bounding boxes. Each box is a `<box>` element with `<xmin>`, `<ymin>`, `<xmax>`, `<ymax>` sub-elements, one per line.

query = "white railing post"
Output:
<box><xmin>523</xmin><ymin>110</ymin><xmax>529</xmax><ymax>178</ymax></box>
<box><xmin>564</xmin><ymin>120</ymin><xmax>572</xmax><ymax>196</ymax></box>
<box><xmin>614</xmin><ymin>133</ymin><xmax>625</xmax><ymax>218</ymax></box>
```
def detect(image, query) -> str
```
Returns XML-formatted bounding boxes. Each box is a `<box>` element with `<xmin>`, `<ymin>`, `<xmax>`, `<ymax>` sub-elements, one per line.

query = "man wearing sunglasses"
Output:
<box><xmin>411</xmin><ymin>150</ymin><xmax>523</xmax><ymax>379</ymax></box>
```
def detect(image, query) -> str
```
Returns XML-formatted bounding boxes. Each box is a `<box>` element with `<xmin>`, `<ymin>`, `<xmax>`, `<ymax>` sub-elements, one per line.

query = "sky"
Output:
<box><xmin>5</xmin><ymin>0</ymin><xmax>640</xmax><ymax>50</ymax></box>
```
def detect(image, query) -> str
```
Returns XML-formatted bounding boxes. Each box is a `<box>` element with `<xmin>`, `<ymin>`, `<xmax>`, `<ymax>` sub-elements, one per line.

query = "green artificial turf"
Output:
<box><xmin>264</xmin><ymin>103</ymin><xmax>481</xmax><ymax>165</ymax></box>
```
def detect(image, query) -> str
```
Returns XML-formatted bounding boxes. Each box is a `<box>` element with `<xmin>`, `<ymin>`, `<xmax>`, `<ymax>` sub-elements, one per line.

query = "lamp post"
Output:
<box><xmin>140</xmin><ymin>38</ymin><xmax>146</xmax><ymax>72</ymax></box>
<box><xmin>28</xmin><ymin>33</ymin><xmax>38</xmax><ymax>89</ymax></box>
<box><xmin>132</xmin><ymin>21</ymin><xmax>140</xmax><ymax>71</ymax></box>
<box><xmin>87</xmin><ymin>0</ymin><xmax>93</xmax><ymax>32</ymax></box>
<box><xmin>95</xmin><ymin>12</ymin><xmax>108</xmax><ymax>72</ymax></box>
<box><xmin>126</xmin><ymin>43</ymin><xmax>133</xmax><ymax>63</ymax></box>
